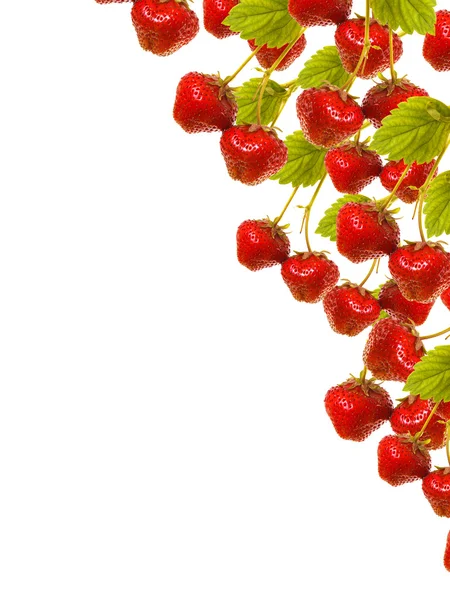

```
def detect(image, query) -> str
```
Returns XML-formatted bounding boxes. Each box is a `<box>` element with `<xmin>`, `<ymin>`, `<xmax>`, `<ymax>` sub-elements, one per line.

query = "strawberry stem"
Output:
<box><xmin>273</xmin><ymin>186</ymin><xmax>299</xmax><ymax>225</ymax></box>
<box><xmin>388</xmin><ymin>27</ymin><xmax>396</xmax><ymax>82</ymax></box>
<box><xmin>421</xmin><ymin>326</ymin><xmax>450</xmax><ymax>340</ymax></box>
<box><xmin>359</xmin><ymin>259</ymin><xmax>378</xmax><ymax>287</ymax></box>
<box><xmin>446</xmin><ymin>422</ymin><xmax>450</xmax><ymax>466</ymax></box>
<box><xmin>302</xmin><ymin>174</ymin><xmax>327</xmax><ymax>251</ymax></box>
<box><xmin>222</xmin><ymin>45</ymin><xmax>263</xmax><ymax>86</ymax></box>
<box><xmin>379</xmin><ymin>164</ymin><xmax>410</xmax><ymax>209</ymax></box>
<box><xmin>271</xmin><ymin>84</ymin><xmax>299</xmax><ymax>127</ymax></box>
<box><xmin>416</xmin><ymin>401</ymin><xmax>442</xmax><ymax>441</ymax></box>
<box><xmin>341</xmin><ymin>0</ymin><xmax>371</xmax><ymax>91</ymax></box>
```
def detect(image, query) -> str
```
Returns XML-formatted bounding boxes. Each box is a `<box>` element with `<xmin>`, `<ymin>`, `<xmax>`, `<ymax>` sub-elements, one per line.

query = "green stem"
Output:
<box><xmin>416</xmin><ymin>401</ymin><xmax>441</xmax><ymax>440</ymax></box>
<box><xmin>271</xmin><ymin>84</ymin><xmax>299</xmax><ymax>127</ymax></box>
<box><xmin>341</xmin><ymin>0</ymin><xmax>371</xmax><ymax>91</ymax></box>
<box><xmin>222</xmin><ymin>45</ymin><xmax>263</xmax><ymax>86</ymax></box>
<box><xmin>418</xmin><ymin>195</ymin><xmax>426</xmax><ymax>242</ymax></box>
<box><xmin>273</xmin><ymin>186</ymin><xmax>299</xmax><ymax>225</ymax></box>
<box><xmin>379</xmin><ymin>164</ymin><xmax>409</xmax><ymax>209</ymax></box>
<box><xmin>303</xmin><ymin>174</ymin><xmax>327</xmax><ymax>251</ymax></box>
<box><xmin>421</xmin><ymin>326</ymin><xmax>450</xmax><ymax>340</ymax></box>
<box><xmin>388</xmin><ymin>27</ymin><xmax>396</xmax><ymax>81</ymax></box>
<box><xmin>446</xmin><ymin>422</ymin><xmax>450</xmax><ymax>466</ymax></box>
<box><xmin>359</xmin><ymin>259</ymin><xmax>377</xmax><ymax>288</ymax></box>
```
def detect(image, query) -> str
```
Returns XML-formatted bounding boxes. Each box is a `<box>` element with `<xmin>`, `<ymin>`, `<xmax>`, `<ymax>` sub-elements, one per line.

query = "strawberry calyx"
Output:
<box><xmin>370</xmin><ymin>73</ymin><xmax>415</xmax><ymax>94</ymax></box>
<box><xmin>247</xmin><ymin>123</ymin><xmax>280</xmax><ymax>136</ymax></box>
<box><xmin>432</xmin><ymin>466</ymin><xmax>450</xmax><ymax>475</ymax></box>
<box><xmin>205</xmin><ymin>74</ymin><xmax>237</xmax><ymax>103</ymax></box>
<box><xmin>395</xmin><ymin>394</ymin><xmax>420</xmax><ymax>406</ymax></box>
<box><xmin>319</xmin><ymin>83</ymin><xmax>358</xmax><ymax>103</ymax></box>
<box><xmin>397</xmin><ymin>433</ymin><xmax>431</xmax><ymax>456</ymax></box>
<box><xmin>339</xmin><ymin>280</ymin><xmax>371</xmax><ymax>297</ymax></box>
<box><xmin>344</xmin><ymin>369</ymin><xmax>383</xmax><ymax>396</ymax></box>
<box><xmin>293</xmin><ymin>250</ymin><xmax>330</xmax><ymax>260</ymax></box>
<box><xmin>397</xmin><ymin>320</ymin><xmax>425</xmax><ymax>352</ymax></box>
<box><xmin>403</xmin><ymin>240</ymin><xmax>448</xmax><ymax>253</ymax></box>
<box><xmin>365</xmin><ymin>202</ymin><xmax>399</xmax><ymax>226</ymax></box>
<box><xmin>259</xmin><ymin>217</ymin><xmax>289</xmax><ymax>239</ymax></box>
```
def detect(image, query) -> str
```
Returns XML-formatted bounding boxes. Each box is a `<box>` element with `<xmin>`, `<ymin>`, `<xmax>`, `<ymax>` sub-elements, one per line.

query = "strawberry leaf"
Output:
<box><xmin>223</xmin><ymin>0</ymin><xmax>302</xmax><ymax>48</ymax></box>
<box><xmin>370</xmin><ymin>97</ymin><xmax>450</xmax><ymax>164</ymax></box>
<box><xmin>404</xmin><ymin>345</ymin><xmax>450</xmax><ymax>402</ymax></box>
<box><xmin>235</xmin><ymin>78</ymin><xmax>287</xmax><ymax>126</ymax></box>
<box><xmin>315</xmin><ymin>195</ymin><xmax>371</xmax><ymax>241</ymax></box>
<box><xmin>271</xmin><ymin>130</ymin><xmax>326</xmax><ymax>187</ymax></box>
<box><xmin>297</xmin><ymin>46</ymin><xmax>348</xmax><ymax>89</ymax></box>
<box><xmin>371</xmin><ymin>0</ymin><xmax>437</xmax><ymax>35</ymax></box>
<box><xmin>424</xmin><ymin>171</ymin><xmax>450</xmax><ymax>238</ymax></box>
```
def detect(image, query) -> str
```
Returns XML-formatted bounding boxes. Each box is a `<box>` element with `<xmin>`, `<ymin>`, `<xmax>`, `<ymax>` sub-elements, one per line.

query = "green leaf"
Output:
<box><xmin>271</xmin><ymin>130</ymin><xmax>326</xmax><ymax>187</ymax></box>
<box><xmin>223</xmin><ymin>0</ymin><xmax>302</xmax><ymax>48</ymax></box>
<box><xmin>235</xmin><ymin>78</ymin><xmax>287</xmax><ymax>126</ymax></box>
<box><xmin>315</xmin><ymin>195</ymin><xmax>370</xmax><ymax>241</ymax></box>
<box><xmin>424</xmin><ymin>171</ymin><xmax>450</xmax><ymax>238</ymax></box>
<box><xmin>404</xmin><ymin>345</ymin><xmax>450</xmax><ymax>402</ymax></box>
<box><xmin>370</xmin><ymin>97</ymin><xmax>450</xmax><ymax>165</ymax></box>
<box><xmin>371</xmin><ymin>0</ymin><xmax>437</xmax><ymax>35</ymax></box>
<box><xmin>297</xmin><ymin>46</ymin><xmax>348</xmax><ymax>89</ymax></box>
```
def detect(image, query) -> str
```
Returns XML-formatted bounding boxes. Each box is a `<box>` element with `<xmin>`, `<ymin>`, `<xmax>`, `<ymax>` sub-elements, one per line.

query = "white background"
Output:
<box><xmin>1</xmin><ymin>0</ymin><xmax>449</xmax><ymax>597</ymax></box>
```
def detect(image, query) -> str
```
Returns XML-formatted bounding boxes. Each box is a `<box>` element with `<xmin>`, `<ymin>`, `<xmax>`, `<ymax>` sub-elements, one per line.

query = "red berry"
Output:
<box><xmin>441</xmin><ymin>286</ymin><xmax>450</xmax><ymax>310</ymax></box>
<box><xmin>248</xmin><ymin>35</ymin><xmax>307</xmax><ymax>71</ymax></box>
<box><xmin>336</xmin><ymin>202</ymin><xmax>400</xmax><ymax>264</ymax></box>
<box><xmin>236</xmin><ymin>219</ymin><xmax>290</xmax><ymax>271</ymax></box>
<box><xmin>325</xmin><ymin>376</ymin><xmax>393</xmax><ymax>441</ymax></box>
<box><xmin>203</xmin><ymin>0</ymin><xmax>238</xmax><ymax>39</ymax></box>
<box><xmin>422</xmin><ymin>468</ymin><xmax>450</xmax><ymax>517</ymax></box>
<box><xmin>220</xmin><ymin>125</ymin><xmax>287</xmax><ymax>186</ymax></box>
<box><xmin>287</xmin><ymin>0</ymin><xmax>351</xmax><ymax>27</ymax></box>
<box><xmin>323</xmin><ymin>284</ymin><xmax>380</xmax><ymax>336</ymax></box>
<box><xmin>388</xmin><ymin>242</ymin><xmax>450</xmax><ymax>303</ymax></box>
<box><xmin>445</xmin><ymin>532</ymin><xmax>450</xmax><ymax>572</ymax></box>
<box><xmin>437</xmin><ymin>402</ymin><xmax>450</xmax><ymax>421</ymax></box>
<box><xmin>390</xmin><ymin>396</ymin><xmax>445</xmax><ymax>450</ymax></box>
<box><xmin>324</xmin><ymin>144</ymin><xmax>382</xmax><ymax>194</ymax></box>
<box><xmin>296</xmin><ymin>87</ymin><xmax>364</xmax><ymax>148</ymax></box>
<box><xmin>380</xmin><ymin>159</ymin><xmax>437</xmax><ymax>204</ymax></box>
<box><xmin>281</xmin><ymin>252</ymin><xmax>340</xmax><ymax>303</ymax></box>
<box><xmin>423</xmin><ymin>9</ymin><xmax>450</xmax><ymax>72</ymax></box>
<box><xmin>378</xmin><ymin>435</ymin><xmax>431</xmax><ymax>486</ymax></box>
<box><xmin>335</xmin><ymin>19</ymin><xmax>403</xmax><ymax>79</ymax></box>
<box><xmin>363</xmin><ymin>318</ymin><xmax>425</xmax><ymax>382</ymax></box>
<box><xmin>362</xmin><ymin>79</ymin><xmax>429</xmax><ymax>128</ymax></box>
<box><xmin>131</xmin><ymin>0</ymin><xmax>199</xmax><ymax>56</ymax></box>
<box><xmin>378</xmin><ymin>280</ymin><xmax>434</xmax><ymax>326</ymax></box>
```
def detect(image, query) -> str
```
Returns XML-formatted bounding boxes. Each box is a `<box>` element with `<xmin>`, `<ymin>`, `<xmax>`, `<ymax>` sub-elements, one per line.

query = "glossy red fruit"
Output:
<box><xmin>437</xmin><ymin>402</ymin><xmax>450</xmax><ymax>421</ymax></box>
<box><xmin>336</xmin><ymin>202</ymin><xmax>400</xmax><ymax>264</ymax></box>
<box><xmin>236</xmin><ymin>219</ymin><xmax>290</xmax><ymax>271</ymax></box>
<box><xmin>220</xmin><ymin>125</ymin><xmax>288</xmax><ymax>186</ymax></box>
<box><xmin>296</xmin><ymin>87</ymin><xmax>364</xmax><ymax>148</ymax></box>
<box><xmin>441</xmin><ymin>286</ymin><xmax>450</xmax><ymax>310</ymax></box>
<box><xmin>131</xmin><ymin>0</ymin><xmax>199</xmax><ymax>56</ymax></box>
<box><xmin>390</xmin><ymin>396</ymin><xmax>445</xmax><ymax>450</ymax></box>
<box><xmin>324</xmin><ymin>144</ymin><xmax>382</xmax><ymax>194</ymax></box>
<box><xmin>203</xmin><ymin>0</ymin><xmax>238</xmax><ymax>39</ymax></box>
<box><xmin>335</xmin><ymin>19</ymin><xmax>403</xmax><ymax>79</ymax></box>
<box><xmin>423</xmin><ymin>9</ymin><xmax>450</xmax><ymax>72</ymax></box>
<box><xmin>445</xmin><ymin>532</ymin><xmax>450</xmax><ymax>572</ymax></box>
<box><xmin>380</xmin><ymin>159</ymin><xmax>437</xmax><ymax>204</ymax></box>
<box><xmin>248</xmin><ymin>35</ymin><xmax>307</xmax><ymax>71</ymax></box>
<box><xmin>281</xmin><ymin>252</ymin><xmax>340</xmax><ymax>303</ymax></box>
<box><xmin>173</xmin><ymin>73</ymin><xmax>236</xmax><ymax>133</ymax></box>
<box><xmin>388</xmin><ymin>242</ymin><xmax>450</xmax><ymax>303</ymax></box>
<box><xmin>323</xmin><ymin>284</ymin><xmax>380</xmax><ymax>336</ymax></box>
<box><xmin>378</xmin><ymin>280</ymin><xmax>434</xmax><ymax>326</ymax></box>
<box><xmin>422</xmin><ymin>468</ymin><xmax>450</xmax><ymax>517</ymax></box>
<box><xmin>363</xmin><ymin>318</ymin><xmax>425</xmax><ymax>382</ymax></box>
<box><xmin>324</xmin><ymin>375</ymin><xmax>393</xmax><ymax>441</ymax></box>
<box><xmin>362</xmin><ymin>79</ymin><xmax>429</xmax><ymax>128</ymax></box>
<box><xmin>287</xmin><ymin>0</ymin><xmax>351</xmax><ymax>26</ymax></box>
<box><xmin>378</xmin><ymin>435</ymin><xmax>431</xmax><ymax>486</ymax></box>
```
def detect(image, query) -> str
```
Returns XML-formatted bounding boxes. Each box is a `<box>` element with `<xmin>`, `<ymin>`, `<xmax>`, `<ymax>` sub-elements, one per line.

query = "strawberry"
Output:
<box><xmin>445</xmin><ymin>532</ymin><xmax>450</xmax><ymax>572</ymax></box>
<box><xmin>363</xmin><ymin>318</ymin><xmax>425</xmax><ymax>382</ymax></box>
<box><xmin>248</xmin><ymin>35</ymin><xmax>307</xmax><ymax>71</ymax></box>
<box><xmin>388</xmin><ymin>242</ymin><xmax>450</xmax><ymax>303</ymax></box>
<box><xmin>423</xmin><ymin>9</ymin><xmax>450</xmax><ymax>72</ymax></box>
<box><xmin>296</xmin><ymin>87</ymin><xmax>364</xmax><ymax>148</ymax></box>
<box><xmin>380</xmin><ymin>159</ymin><xmax>437</xmax><ymax>204</ymax></box>
<box><xmin>203</xmin><ymin>0</ymin><xmax>238</xmax><ymax>39</ymax></box>
<box><xmin>323</xmin><ymin>284</ymin><xmax>380</xmax><ymax>336</ymax></box>
<box><xmin>324</xmin><ymin>143</ymin><xmax>382</xmax><ymax>194</ymax></box>
<box><xmin>378</xmin><ymin>280</ymin><xmax>434</xmax><ymax>326</ymax></box>
<box><xmin>336</xmin><ymin>202</ymin><xmax>400</xmax><ymax>264</ymax></box>
<box><xmin>437</xmin><ymin>402</ymin><xmax>450</xmax><ymax>422</ymax></box>
<box><xmin>324</xmin><ymin>374</ymin><xmax>393</xmax><ymax>441</ymax></box>
<box><xmin>441</xmin><ymin>286</ymin><xmax>450</xmax><ymax>310</ymax></box>
<box><xmin>131</xmin><ymin>0</ymin><xmax>199</xmax><ymax>56</ymax></box>
<box><xmin>220</xmin><ymin>125</ymin><xmax>288</xmax><ymax>186</ymax></box>
<box><xmin>362</xmin><ymin>78</ymin><xmax>429</xmax><ymax>128</ymax></box>
<box><xmin>173</xmin><ymin>72</ymin><xmax>236</xmax><ymax>133</ymax></box>
<box><xmin>281</xmin><ymin>252</ymin><xmax>339</xmax><ymax>303</ymax></box>
<box><xmin>335</xmin><ymin>19</ymin><xmax>403</xmax><ymax>80</ymax></box>
<box><xmin>422</xmin><ymin>468</ymin><xmax>450</xmax><ymax>517</ymax></box>
<box><xmin>378</xmin><ymin>435</ymin><xmax>431</xmax><ymax>486</ymax></box>
<box><xmin>236</xmin><ymin>219</ymin><xmax>290</xmax><ymax>271</ymax></box>
<box><xmin>390</xmin><ymin>396</ymin><xmax>446</xmax><ymax>450</ymax></box>
<box><xmin>288</xmin><ymin>0</ymin><xmax>352</xmax><ymax>27</ymax></box>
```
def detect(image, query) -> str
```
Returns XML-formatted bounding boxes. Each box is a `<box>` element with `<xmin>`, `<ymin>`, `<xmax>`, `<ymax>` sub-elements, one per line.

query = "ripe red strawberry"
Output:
<box><xmin>281</xmin><ymin>252</ymin><xmax>339</xmax><ymax>303</ymax></box>
<box><xmin>324</xmin><ymin>144</ymin><xmax>382</xmax><ymax>194</ymax></box>
<box><xmin>423</xmin><ymin>9</ymin><xmax>450</xmax><ymax>72</ymax></box>
<box><xmin>323</xmin><ymin>284</ymin><xmax>380</xmax><ymax>336</ymax></box>
<box><xmin>388</xmin><ymin>242</ymin><xmax>450</xmax><ymax>303</ymax></box>
<box><xmin>335</xmin><ymin>19</ymin><xmax>403</xmax><ymax>79</ymax></box>
<box><xmin>390</xmin><ymin>396</ymin><xmax>446</xmax><ymax>450</ymax></box>
<box><xmin>131</xmin><ymin>0</ymin><xmax>199</xmax><ymax>56</ymax></box>
<box><xmin>220</xmin><ymin>125</ymin><xmax>287</xmax><ymax>186</ymax></box>
<box><xmin>378</xmin><ymin>280</ymin><xmax>434</xmax><ymax>326</ymax></box>
<box><xmin>422</xmin><ymin>468</ymin><xmax>450</xmax><ymax>517</ymax></box>
<box><xmin>173</xmin><ymin>73</ymin><xmax>236</xmax><ymax>133</ymax></box>
<box><xmin>437</xmin><ymin>402</ymin><xmax>450</xmax><ymax>421</ymax></box>
<box><xmin>445</xmin><ymin>532</ymin><xmax>450</xmax><ymax>572</ymax></box>
<box><xmin>324</xmin><ymin>374</ymin><xmax>393</xmax><ymax>441</ymax></box>
<box><xmin>336</xmin><ymin>202</ymin><xmax>400</xmax><ymax>264</ymax></box>
<box><xmin>441</xmin><ymin>286</ymin><xmax>450</xmax><ymax>310</ymax></box>
<box><xmin>296</xmin><ymin>87</ymin><xmax>364</xmax><ymax>148</ymax></box>
<box><xmin>236</xmin><ymin>219</ymin><xmax>290</xmax><ymax>271</ymax></box>
<box><xmin>203</xmin><ymin>0</ymin><xmax>238</xmax><ymax>39</ymax></box>
<box><xmin>248</xmin><ymin>35</ymin><xmax>307</xmax><ymax>71</ymax></box>
<box><xmin>380</xmin><ymin>159</ymin><xmax>437</xmax><ymax>204</ymax></box>
<box><xmin>288</xmin><ymin>0</ymin><xmax>352</xmax><ymax>27</ymax></box>
<box><xmin>378</xmin><ymin>435</ymin><xmax>431</xmax><ymax>486</ymax></box>
<box><xmin>363</xmin><ymin>318</ymin><xmax>425</xmax><ymax>382</ymax></box>
<box><xmin>362</xmin><ymin>78</ymin><xmax>429</xmax><ymax>128</ymax></box>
